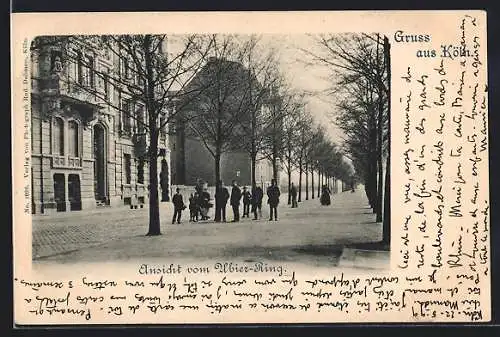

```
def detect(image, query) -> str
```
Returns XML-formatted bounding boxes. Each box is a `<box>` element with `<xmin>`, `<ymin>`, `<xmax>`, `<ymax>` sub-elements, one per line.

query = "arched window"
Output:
<box><xmin>68</xmin><ymin>120</ymin><xmax>79</xmax><ymax>157</ymax></box>
<box><xmin>53</xmin><ymin>117</ymin><xmax>64</xmax><ymax>156</ymax></box>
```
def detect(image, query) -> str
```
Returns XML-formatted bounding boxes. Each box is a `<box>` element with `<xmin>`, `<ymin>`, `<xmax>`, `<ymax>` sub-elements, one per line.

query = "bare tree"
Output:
<box><xmin>232</xmin><ymin>35</ymin><xmax>286</xmax><ymax>186</ymax></box>
<box><xmin>180</xmin><ymin>34</ymin><xmax>258</xmax><ymax>185</ymax></box>
<box><xmin>277</xmin><ymin>93</ymin><xmax>306</xmax><ymax>204</ymax></box>
<box><xmin>293</xmin><ymin>112</ymin><xmax>314</xmax><ymax>202</ymax></box>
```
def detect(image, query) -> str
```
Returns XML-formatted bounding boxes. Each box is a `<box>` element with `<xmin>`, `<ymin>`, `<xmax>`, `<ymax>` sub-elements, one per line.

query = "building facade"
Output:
<box><xmin>30</xmin><ymin>36</ymin><xmax>171</xmax><ymax>214</ymax></box>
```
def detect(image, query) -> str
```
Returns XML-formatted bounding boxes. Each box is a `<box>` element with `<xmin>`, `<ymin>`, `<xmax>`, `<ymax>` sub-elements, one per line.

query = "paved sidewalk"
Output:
<box><xmin>32</xmin><ymin>189</ymin><xmax>385</xmax><ymax>269</ymax></box>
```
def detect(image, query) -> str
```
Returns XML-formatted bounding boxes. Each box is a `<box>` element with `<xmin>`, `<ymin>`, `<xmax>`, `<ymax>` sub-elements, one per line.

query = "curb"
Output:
<box><xmin>338</xmin><ymin>247</ymin><xmax>390</xmax><ymax>270</ymax></box>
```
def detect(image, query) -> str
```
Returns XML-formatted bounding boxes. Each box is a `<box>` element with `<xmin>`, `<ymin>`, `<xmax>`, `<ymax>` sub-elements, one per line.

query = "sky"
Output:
<box><xmin>262</xmin><ymin>34</ymin><xmax>345</xmax><ymax>144</ymax></box>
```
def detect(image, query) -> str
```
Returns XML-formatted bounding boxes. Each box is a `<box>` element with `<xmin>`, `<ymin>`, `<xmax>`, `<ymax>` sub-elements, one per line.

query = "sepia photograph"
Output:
<box><xmin>12</xmin><ymin>10</ymin><xmax>489</xmax><ymax>324</ymax></box>
<box><xmin>29</xmin><ymin>33</ymin><xmax>391</xmax><ymax>270</ymax></box>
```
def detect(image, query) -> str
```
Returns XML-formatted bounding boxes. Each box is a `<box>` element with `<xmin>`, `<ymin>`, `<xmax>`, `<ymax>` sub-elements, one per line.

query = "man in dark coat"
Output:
<box><xmin>172</xmin><ymin>188</ymin><xmax>185</xmax><ymax>224</ymax></box>
<box><xmin>251</xmin><ymin>183</ymin><xmax>263</xmax><ymax>220</ymax></box>
<box><xmin>290</xmin><ymin>182</ymin><xmax>298</xmax><ymax>208</ymax></box>
<box><xmin>230</xmin><ymin>180</ymin><xmax>242</xmax><ymax>222</ymax></box>
<box><xmin>267</xmin><ymin>179</ymin><xmax>281</xmax><ymax>221</ymax></box>
<box><xmin>242</xmin><ymin>186</ymin><xmax>251</xmax><ymax>218</ymax></box>
<box><xmin>214</xmin><ymin>180</ymin><xmax>230</xmax><ymax>222</ymax></box>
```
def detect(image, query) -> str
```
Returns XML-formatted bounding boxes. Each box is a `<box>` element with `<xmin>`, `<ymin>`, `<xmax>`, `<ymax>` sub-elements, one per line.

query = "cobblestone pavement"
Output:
<box><xmin>33</xmin><ymin>189</ymin><xmax>382</xmax><ymax>267</ymax></box>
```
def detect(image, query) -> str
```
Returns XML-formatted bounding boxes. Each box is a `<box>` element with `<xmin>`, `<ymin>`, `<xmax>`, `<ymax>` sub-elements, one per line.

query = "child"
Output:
<box><xmin>189</xmin><ymin>193</ymin><xmax>197</xmax><ymax>222</ymax></box>
<box><xmin>242</xmin><ymin>186</ymin><xmax>251</xmax><ymax>218</ymax></box>
<box><xmin>190</xmin><ymin>192</ymin><xmax>200</xmax><ymax>222</ymax></box>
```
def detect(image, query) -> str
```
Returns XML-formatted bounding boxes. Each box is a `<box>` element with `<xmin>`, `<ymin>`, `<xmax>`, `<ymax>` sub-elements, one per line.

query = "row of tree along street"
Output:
<box><xmin>303</xmin><ymin>33</ymin><xmax>391</xmax><ymax>245</ymax></box>
<box><xmin>31</xmin><ymin>34</ymin><xmax>387</xmax><ymax>242</ymax></box>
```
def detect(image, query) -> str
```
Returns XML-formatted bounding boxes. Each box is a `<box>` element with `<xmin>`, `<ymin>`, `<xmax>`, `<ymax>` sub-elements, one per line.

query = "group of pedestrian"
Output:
<box><xmin>187</xmin><ymin>189</ymin><xmax>212</xmax><ymax>222</ymax></box>
<box><xmin>170</xmin><ymin>179</ymin><xmax>282</xmax><ymax>224</ymax></box>
<box><xmin>171</xmin><ymin>186</ymin><xmax>212</xmax><ymax>224</ymax></box>
<box><xmin>227</xmin><ymin>179</ymin><xmax>266</xmax><ymax>222</ymax></box>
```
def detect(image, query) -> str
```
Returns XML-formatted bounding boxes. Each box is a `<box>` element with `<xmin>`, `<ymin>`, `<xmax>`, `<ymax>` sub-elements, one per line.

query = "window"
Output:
<box><xmin>82</xmin><ymin>55</ymin><xmax>95</xmax><ymax>87</ymax></box>
<box><xmin>68</xmin><ymin>121</ymin><xmax>79</xmax><ymax>157</ymax></box>
<box><xmin>102</xmin><ymin>71</ymin><xmax>109</xmax><ymax>101</ymax></box>
<box><xmin>136</xmin><ymin>104</ymin><xmax>145</xmax><ymax>134</ymax></box>
<box><xmin>137</xmin><ymin>73</ymin><xmax>144</xmax><ymax>87</ymax></box>
<box><xmin>124</xmin><ymin>154</ymin><xmax>131</xmax><ymax>184</ymax></box>
<box><xmin>121</xmin><ymin>58</ymin><xmax>129</xmax><ymax>79</ymax></box>
<box><xmin>137</xmin><ymin>159</ymin><xmax>144</xmax><ymax>184</ymax></box>
<box><xmin>103</xmin><ymin>47</ymin><xmax>111</xmax><ymax>61</ymax></box>
<box><xmin>53</xmin><ymin>117</ymin><xmax>64</xmax><ymax>156</ymax></box>
<box><xmin>122</xmin><ymin>99</ymin><xmax>132</xmax><ymax>133</ymax></box>
<box><xmin>76</xmin><ymin>52</ymin><xmax>83</xmax><ymax>85</ymax></box>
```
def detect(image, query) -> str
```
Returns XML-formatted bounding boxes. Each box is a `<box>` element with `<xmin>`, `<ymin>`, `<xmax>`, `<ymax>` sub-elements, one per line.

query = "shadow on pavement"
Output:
<box><xmin>222</xmin><ymin>242</ymin><xmax>355</xmax><ymax>268</ymax></box>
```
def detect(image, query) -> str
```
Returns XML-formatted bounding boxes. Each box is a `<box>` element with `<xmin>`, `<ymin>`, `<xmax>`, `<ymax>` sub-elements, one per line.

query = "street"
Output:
<box><xmin>32</xmin><ymin>189</ymin><xmax>382</xmax><ymax>268</ymax></box>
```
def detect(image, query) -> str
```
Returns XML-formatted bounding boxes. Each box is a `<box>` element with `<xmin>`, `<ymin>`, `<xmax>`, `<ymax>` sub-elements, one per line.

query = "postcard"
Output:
<box><xmin>11</xmin><ymin>10</ymin><xmax>489</xmax><ymax>324</ymax></box>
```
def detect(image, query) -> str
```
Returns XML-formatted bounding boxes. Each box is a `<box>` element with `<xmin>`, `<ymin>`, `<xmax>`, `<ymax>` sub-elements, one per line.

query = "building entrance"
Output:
<box><xmin>53</xmin><ymin>173</ymin><xmax>66</xmax><ymax>212</ymax></box>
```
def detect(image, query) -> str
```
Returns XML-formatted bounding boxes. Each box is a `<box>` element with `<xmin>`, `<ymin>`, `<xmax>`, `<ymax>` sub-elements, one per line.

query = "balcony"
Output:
<box><xmin>52</xmin><ymin>155</ymin><xmax>83</xmax><ymax>169</ymax></box>
<box><xmin>37</xmin><ymin>74</ymin><xmax>106</xmax><ymax>124</ymax></box>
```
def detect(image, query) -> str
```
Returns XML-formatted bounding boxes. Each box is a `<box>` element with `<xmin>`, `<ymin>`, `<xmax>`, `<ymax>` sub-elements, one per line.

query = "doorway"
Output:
<box><xmin>68</xmin><ymin>174</ymin><xmax>82</xmax><ymax>211</ymax></box>
<box><xmin>93</xmin><ymin>124</ymin><xmax>107</xmax><ymax>202</ymax></box>
<box><xmin>53</xmin><ymin>173</ymin><xmax>66</xmax><ymax>212</ymax></box>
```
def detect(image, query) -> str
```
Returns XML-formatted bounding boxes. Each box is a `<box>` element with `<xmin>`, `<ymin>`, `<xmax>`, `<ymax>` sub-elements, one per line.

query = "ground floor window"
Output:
<box><xmin>124</xmin><ymin>154</ymin><xmax>132</xmax><ymax>184</ymax></box>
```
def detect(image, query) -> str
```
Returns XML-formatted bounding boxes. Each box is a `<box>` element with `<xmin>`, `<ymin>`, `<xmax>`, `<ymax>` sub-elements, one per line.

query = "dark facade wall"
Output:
<box><xmin>174</xmin><ymin>136</ymin><xmax>252</xmax><ymax>187</ymax></box>
<box><xmin>183</xmin><ymin>137</ymin><xmax>215</xmax><ymax>185</ymax></box>
<box><xmin>221</xmin><ymin>151</ymin><xmax>251</xmax><ymax>187</ymax></box>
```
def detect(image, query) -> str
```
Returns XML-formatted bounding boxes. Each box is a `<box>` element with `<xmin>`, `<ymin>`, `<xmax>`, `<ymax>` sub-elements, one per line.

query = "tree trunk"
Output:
<box><xmin>215</xmin><ymin>148</ymin><xmax>221</xmax><ymax>186</ymax></box>
<box><xmin>251</xmin><ymin>152</ymin><xmax>257</xmax><ymax>187</ymax></box>
<box><xmin>305</xmin><ymin>162</ymin><xmax>309</xmax><ymax>200</ymax></box>
<box><xmin>298</xmin><ymin>157</ymin><xmax>303</xmax><ymax>202</ymax></box>
<box><xmin>317</xmin><ymin>170</ymin><xmax>321</xmax><ymax>197</ymax></box>
<box><xmin>376</xmin><ymin>155</ymin><xmax>383</xmax><ymax>221</ymax></box>
<box><xmin>376</xmin><ymin>84</ymin><xmax>384</xmax><ymax>222</ymax></box>
<box><xmin>382</xmin><ymin>153</ymin><xmax>390</xmax><ymax>245</ymax></box>
<box><xmin>287</xmin><ymin>142</ymin><xmax>292</xmax><ymax>204</ymax></box>
<box><xmin>311</xmin><ymin>166</ymin><xmax>315</xmax><ymax>199</ymax></box>
<box><xmin>382</xmin><ymin>35</ymin><xmax>391</xmax><ymax>245</ymax></box>
<box><xmin>144</xmin><ymin>35</ymin><xmax>161</xmax><ymax>236</ymax></box>
<box><xmin>147</xmin><ymin>130</ymin><xmax>161</xmax><ymax>236</ymax></box>
<box><xmin>287</xmin><ymin>166</ymin><xmax>292</xmax><ymax>205</ymax></box>
<box><xmin>272</xmin><ymin>153</ymin><xmax>279</xmax><ymax>183</ymax></box>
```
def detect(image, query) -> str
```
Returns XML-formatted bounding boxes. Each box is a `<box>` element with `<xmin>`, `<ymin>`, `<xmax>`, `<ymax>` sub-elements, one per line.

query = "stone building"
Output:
<box><xmin>30</xmin><ymin>36</ymin><xmax>171</xmax><ymax>214</ymax></box>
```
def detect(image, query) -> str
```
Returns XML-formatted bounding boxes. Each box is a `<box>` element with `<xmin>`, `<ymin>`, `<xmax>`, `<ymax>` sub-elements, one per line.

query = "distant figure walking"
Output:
<box><xmin>290</xmin><ymin>182</ymin><xmax>298</xmax><ymax>208</ymax></box>
<box><xmin>230</xmin><ymin>180</ymin><xmax>242</xmax><ymax>222</ymax></box>
<box><xmin>172</xmin><ymin>188</ymin><xmax>185</xmax><ymax>224</ymax></box>
<box><xmin>242</xmin><ymin>186</ymin><xmax>251</xmax><ymax>218</ymax></box>
<box><xmin>320</xmin><ymin>184</ymin><xmax>331</xmax><ymax>206</ymax></box>
<box><xmin>251</xmin><ymin>183</ymin><xmax>263</xmax><ymax>220</ymax></box>
<box><xmin>267</xmin><ymin>179</ymin><xmax>281</xmax><ymax>221</ymax></box>
<box><xmin>214</xmin><ymin>180</ymin><xmax>230</xmax><ymax>222</ymax></box>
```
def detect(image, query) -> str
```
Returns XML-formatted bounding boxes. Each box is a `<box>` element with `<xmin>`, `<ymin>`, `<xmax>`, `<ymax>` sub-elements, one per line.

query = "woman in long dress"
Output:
<box><xmin>199</xmin><ymin>188</ymin><xmax>212</xmax><ymax>220</ymax></box>
<box><xmin>320</xmin><ymin>185</ymin><xmax>331</xmax><ymax>206</ymax></box>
